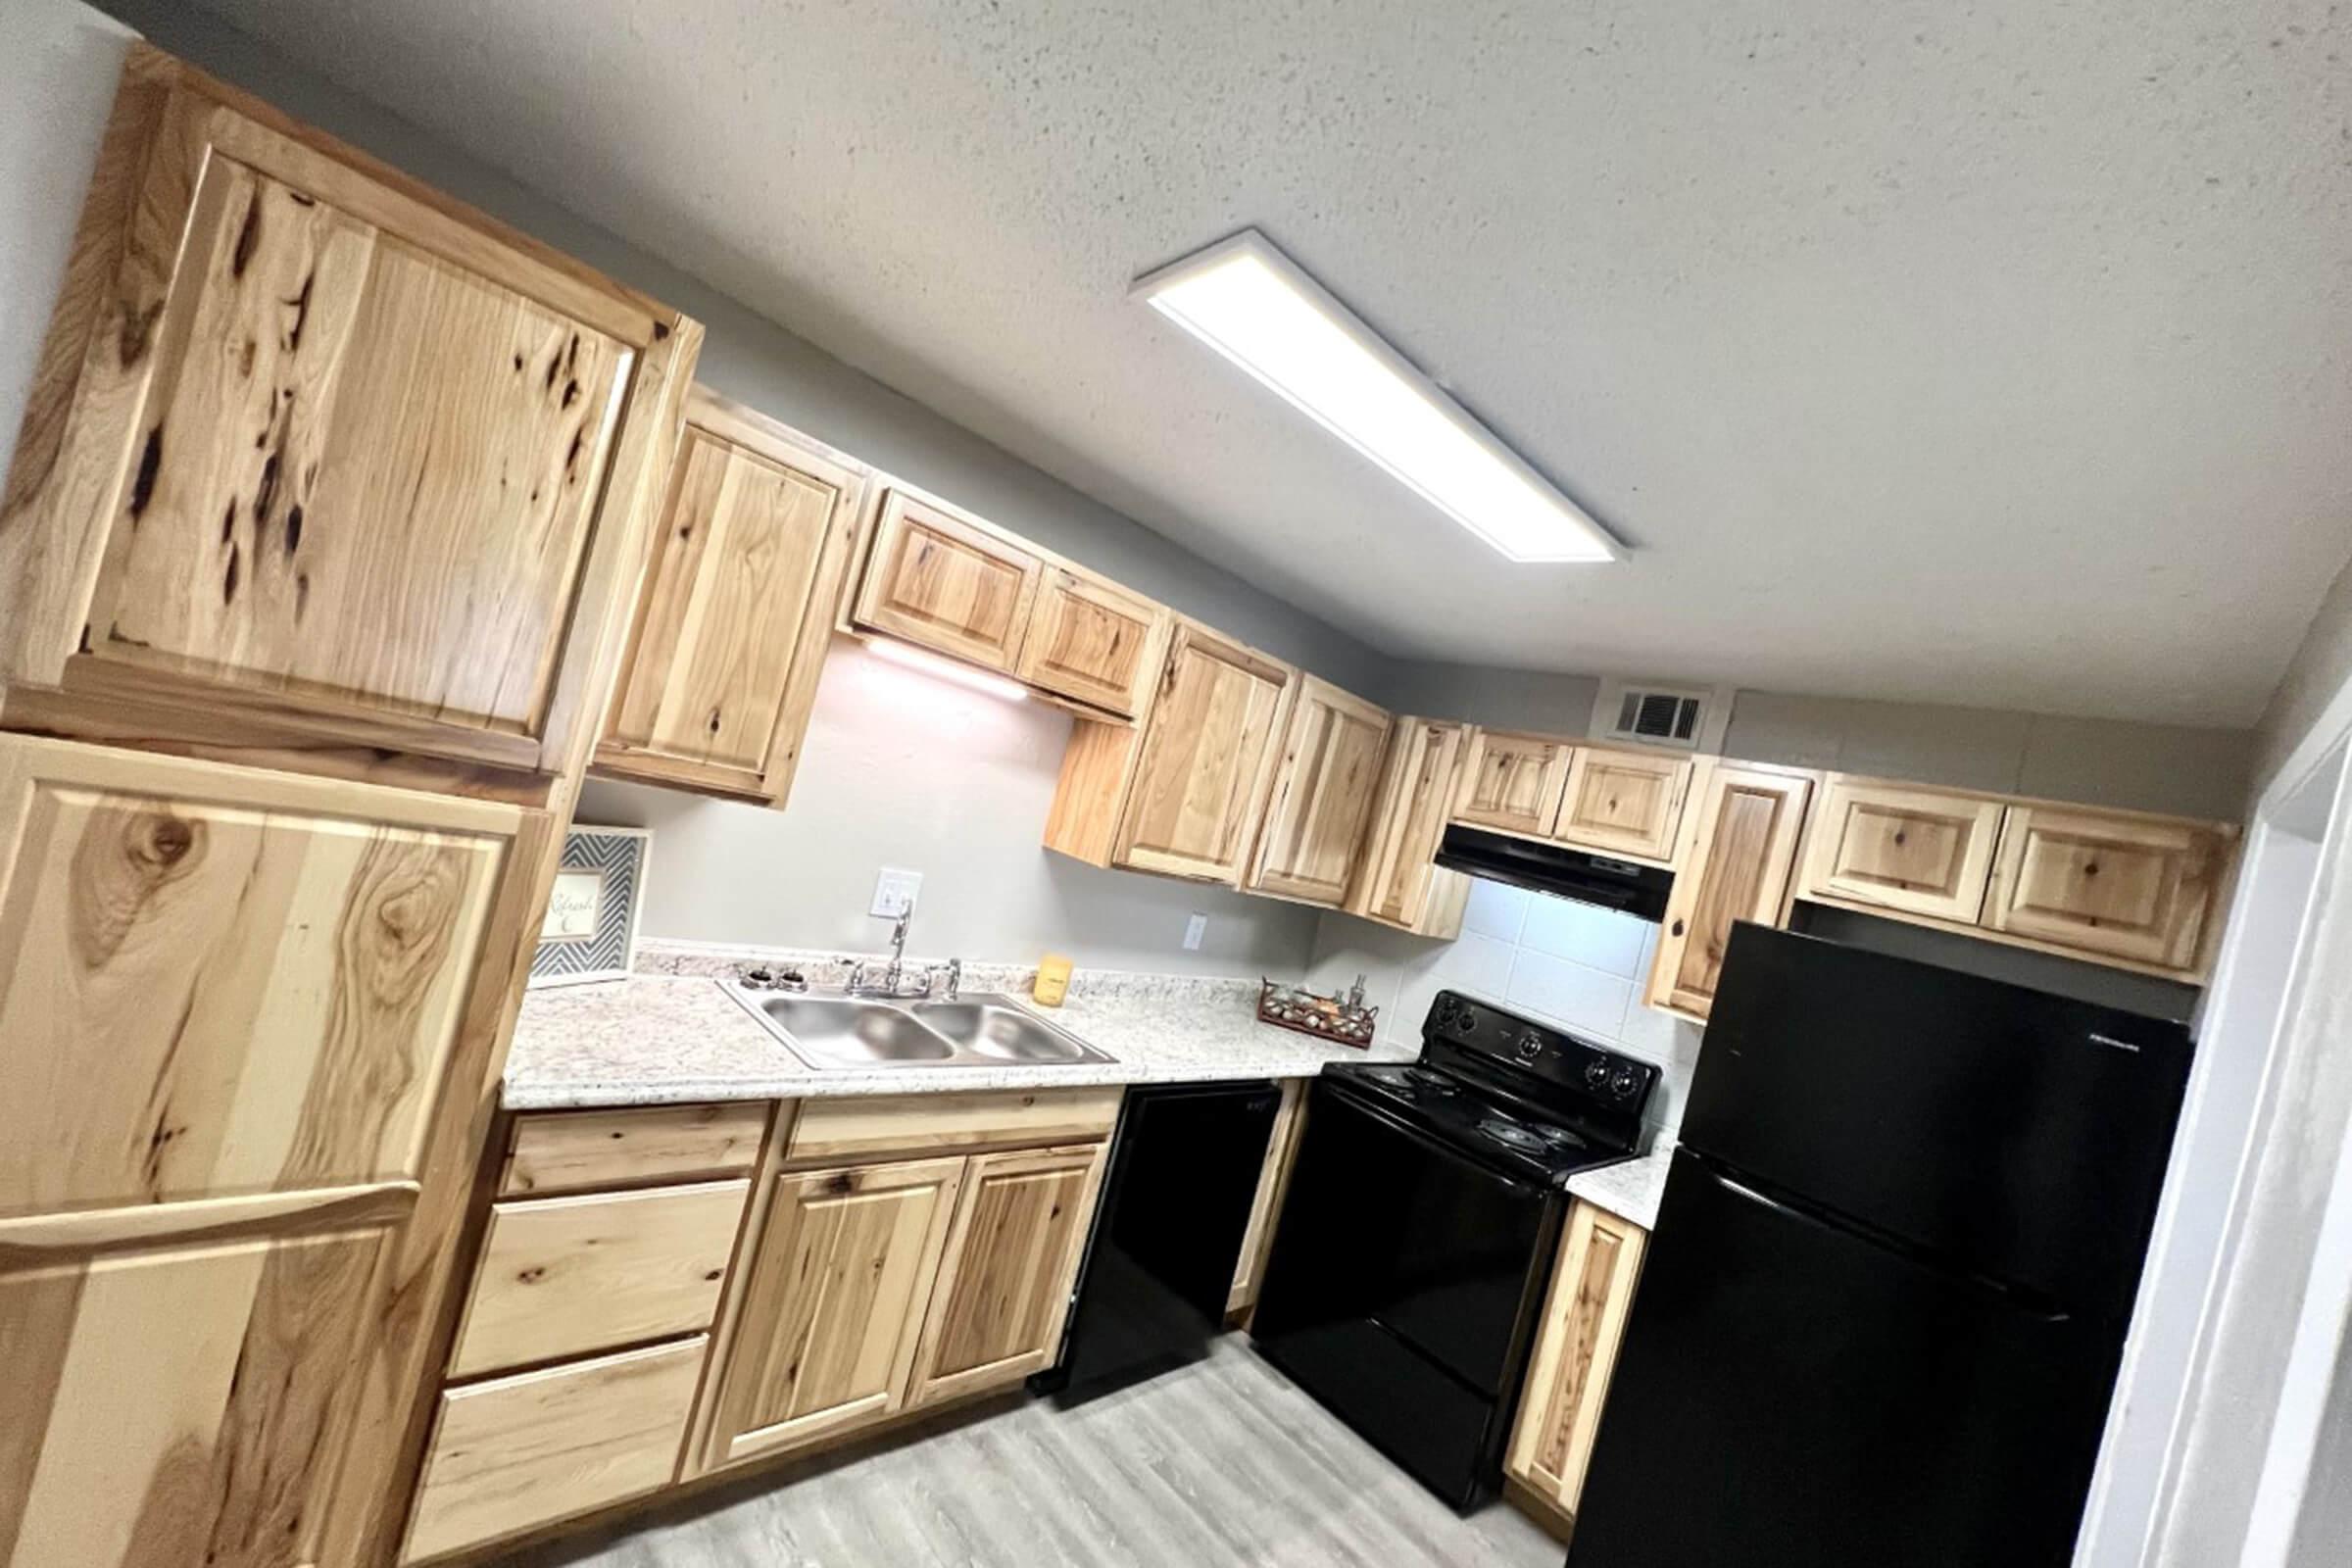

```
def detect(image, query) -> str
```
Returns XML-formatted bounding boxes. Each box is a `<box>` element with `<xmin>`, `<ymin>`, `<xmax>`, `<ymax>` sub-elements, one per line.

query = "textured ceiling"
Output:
<box><xmin>190</xmin><ymin>0</ymin><xmax>2352</xmax><ymax>725</ymax></box>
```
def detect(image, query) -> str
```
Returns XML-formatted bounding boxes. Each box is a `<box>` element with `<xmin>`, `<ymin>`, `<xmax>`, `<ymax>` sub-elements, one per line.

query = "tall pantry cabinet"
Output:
<box><xmin>0</xmin><ymin>45</ymin><xmax>702</xmax><ymax>1568</ymax></box>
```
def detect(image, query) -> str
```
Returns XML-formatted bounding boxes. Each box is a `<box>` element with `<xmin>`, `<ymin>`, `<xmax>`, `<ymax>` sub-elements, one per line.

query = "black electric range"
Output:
<box><xmin>1250</xmin><ymin>991</ymin><xmax>1659</xmax><ymax>1510</ymax></box>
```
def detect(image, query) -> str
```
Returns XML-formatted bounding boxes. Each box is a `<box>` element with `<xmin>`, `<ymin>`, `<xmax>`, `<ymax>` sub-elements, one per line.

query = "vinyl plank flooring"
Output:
<box><xmin>504</xmin><ymin>1338</ymin><xmax>1562</xmax><ymax>1568</ymax></box>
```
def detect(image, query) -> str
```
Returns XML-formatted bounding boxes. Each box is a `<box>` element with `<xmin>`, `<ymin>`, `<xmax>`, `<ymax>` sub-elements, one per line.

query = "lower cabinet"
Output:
<box><xmin>1504</xmin><ymin>1200</ymin><xmax>1648</xmax><ymax>1538</ymax></box>
<box><xmin>705</xmin><ymin>1154</ymin><xmax>968</xmax><ymax>1467</ymax></box>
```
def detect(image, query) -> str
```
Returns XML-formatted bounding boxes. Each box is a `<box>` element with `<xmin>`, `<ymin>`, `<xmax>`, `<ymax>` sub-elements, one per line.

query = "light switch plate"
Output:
<box><xmin>871</xmin><ymin>867</ymin><xmax>923</xmax><ymax>919</ymax></box>
<box><xmin>1183</xmin><ymin>912</ymin><xmax>1208</xmax><ymax>952</ymax></box>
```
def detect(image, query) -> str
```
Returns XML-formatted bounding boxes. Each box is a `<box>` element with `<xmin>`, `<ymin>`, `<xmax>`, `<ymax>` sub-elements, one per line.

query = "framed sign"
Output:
<box><xmin>530</xmin><ymin>825</ymin><xmax>649</xmax><ymax>987</ymax></box>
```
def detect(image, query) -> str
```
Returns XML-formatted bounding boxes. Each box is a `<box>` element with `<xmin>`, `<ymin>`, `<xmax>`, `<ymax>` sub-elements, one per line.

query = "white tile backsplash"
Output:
<box><xmin>1305</xmin><ymin>877</ymin><xmax>1708</xmax><ymax>1138</ymax></box>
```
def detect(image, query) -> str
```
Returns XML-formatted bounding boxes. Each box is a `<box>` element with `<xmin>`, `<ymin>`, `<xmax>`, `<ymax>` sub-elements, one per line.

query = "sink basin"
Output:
<box><xmin>719</xmin><ymin>982</ymin><xmax>1115</xmax><ymax>1072</ymax></box>
<box><xmin>906</xmin><ymin>996</ymin><xmax>1115</xmax><ymax>1065</ymax></box>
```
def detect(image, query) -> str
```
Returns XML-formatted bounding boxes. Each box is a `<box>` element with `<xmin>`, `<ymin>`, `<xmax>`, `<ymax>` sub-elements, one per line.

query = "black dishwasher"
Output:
<box><xmin>1035</xmin><ymin>1079</ymin><xmax>1283</xmax><ymax>1399</ymax></box>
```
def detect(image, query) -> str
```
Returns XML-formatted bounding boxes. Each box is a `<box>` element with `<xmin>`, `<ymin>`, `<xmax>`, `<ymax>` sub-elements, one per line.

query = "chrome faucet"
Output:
<box><xmin>847</xmin><ymin>909</ymin><xmax>962</xmax><ymax>1001</ymax></box>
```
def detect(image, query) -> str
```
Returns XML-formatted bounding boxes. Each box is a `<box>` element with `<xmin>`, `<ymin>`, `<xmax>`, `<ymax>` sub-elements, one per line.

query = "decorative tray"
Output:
<box><xmin>1256</xmin><ymin>978</ymin><xmax>1378</xmax><ymax>1049</ymax></box>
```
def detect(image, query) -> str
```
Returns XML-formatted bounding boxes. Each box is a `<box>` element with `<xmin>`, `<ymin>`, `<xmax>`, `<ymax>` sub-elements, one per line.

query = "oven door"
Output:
<box><xmin>1250</xmin><ymin>1078</ymin><xmax>1559</xmax><ymax>1508</ymax></box>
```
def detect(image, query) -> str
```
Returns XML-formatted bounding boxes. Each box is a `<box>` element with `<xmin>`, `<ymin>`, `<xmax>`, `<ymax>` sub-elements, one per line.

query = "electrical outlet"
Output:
<box><xmin>870</xmin><ymin>867</ymin><xmax>923</xmax><ymax>919</ymax></box>
<box><xmin>1183</xmin><ymin>912</ymin><xmax>1208</xmax><ymax>952</ymax></box>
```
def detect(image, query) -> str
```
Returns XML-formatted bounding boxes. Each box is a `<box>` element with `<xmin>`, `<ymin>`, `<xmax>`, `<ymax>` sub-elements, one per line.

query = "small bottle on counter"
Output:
<box><xmin>1033</xmin><ymin>953</ymin><xmax>1073</xmax><ymax>1006</ymax></box>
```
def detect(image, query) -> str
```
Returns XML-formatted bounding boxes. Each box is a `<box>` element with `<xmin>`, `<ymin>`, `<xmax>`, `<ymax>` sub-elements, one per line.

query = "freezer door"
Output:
<box><xmin>1690</xmin><ymin>925</ymin><xmax>2192</xmax><ymax>1318</ymax></box>
<box><xmin>1567</xmin><ymin>1152</ymin><xmax>2125</xmax><ymax>1568</ymax></box>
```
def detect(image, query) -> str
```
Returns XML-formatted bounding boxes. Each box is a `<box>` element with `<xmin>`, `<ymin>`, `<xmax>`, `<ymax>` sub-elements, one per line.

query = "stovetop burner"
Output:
<box><xmin>1363</xmin><ymin>1065</ymin><xmax>1459</xmax><ymax>1097</ymax></box>
<box><xmin>1477</xmin><ymin>1116</ymin><xmax>1569</xmax><ymax>1153</ymax></box>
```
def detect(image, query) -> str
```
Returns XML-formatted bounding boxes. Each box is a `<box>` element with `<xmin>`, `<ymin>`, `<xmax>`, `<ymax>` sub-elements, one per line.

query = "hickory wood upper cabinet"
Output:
<box><xmin>1015</xmin><ymin>564</ymin><xmax>1174</xmax><ymax>719</ymax></box>
<box><xmin>1347</xmin><ymin>717</ymin><xmax>1472</xmax><ymax>938</ymax></box>
<box><xmin>1982</xmin><ymin>805</ymin><xmax>2234</xmax><ymax>975</ymax></box>
<box><xmin>1045</xmin><ymin>620</ymin><xmax>1299</xmax><ymax>884</ymax></box>
<box><xmin>595</xmin><ymin>389</ymin><xmax>870</xmax><ymax>805</ymax></box>
<box><xmin>1452</xmin><ymin>728</ymin><xmax>1575</xmax><ymax>837</ymax></box>
<box><xmin>1645</xmin><ymin>761</ymin><xmax>1815</xmax><ymax>1020</ymax></box>
<box><xmin>1797</xmin><ymin>775</ymin><xmax>2010</xmax><ymax>924</ymax></box>
<box><xmin>0</xmin><ymin>47</ymin><xmax>701</xmax><ymax>782</ymax></box>
<box><xmin>1245</xmin><ymin>675</ymin><xmax>1396</xmax><ymax>907</ymax></box>
<box><xmin>1505</xmin><ymin>1200</ymin><xmax>1648</xmax><ymax>1536</ymax></box>
<box><xmin>0</xmin><ymin>732</ymin><xmax>549</xmax><ymax>1568</ymax></box>
<box><xmin>1556</xmin><ymin>747</ymin><xmax>1694</xmax><ymax>863</ymax></box>
<box><xmin>853</xmin><ymin>488</ymin><xmax>1044</xmax><ymax>673</ymax></box>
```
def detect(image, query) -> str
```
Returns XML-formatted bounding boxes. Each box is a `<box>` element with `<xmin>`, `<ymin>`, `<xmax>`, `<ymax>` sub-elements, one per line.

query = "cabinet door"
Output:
<box><xmin>1350</xmin><ymin>718</ymin><xmax>1472</xmax><ymax>936</ymax></box>
<box><xmin>1984</xmin><ymin>807</ymin><xmax>2234</xmax><ymax>975</ymax></box>
<box><xmin>1646</xmin><ymin>765</ymin><xmax>1813</xmax><ymax>1019</ymax></box>
<box><xmin>1796</xmin><ymin>776</ymin><xmax>2006</xmax><ymax>923</ymax></box>
<box><xmin>852</xmin><ymin>490</ymin><xmax>1042</xmax><ymax>672</ymax></box>
<box><xmin>597</xmin><ymin>390</ymin><xmax>866</xmax><ymax>803</ymax></box>
<box><xmin>908</xmin><ymin>1145</ymin><xmax>1107</xmax><ymax>1407</ymax></box>
<box><xmin>1112</xmin><ymin>624</ymin><xmax>1297</xmax><ymax>883</ymax></box>
<box><xmin>1245</xmin><ymin>675</ymin><xmax>1396</xmax><ymax>906</ymax></box>
<box><xmin>1504</xmin><ymin>1200</ymin><xmax>1648</xmax><ymax>1528</ymax></box>
<box><xmin>704</xmin><ymin>1156</ymin><xmax>964</xmax><ymax>1468</ymax></box>
<box><xmin>1015</xmin><ymin>564</ymin><xmax>1171</xmax><ymax>719</ymax></box>
<box><xmin>1555</xmin><ymin>747</ymin><xmax>1692</xmax><ymax>862</ymax></box>
<box><xmin>0</xmin><ymin>733</ymin><xmax>533</xmax><ymax>1568</ymax></box>
<box><xmin>1452</xmin><ymin>729</ymin><xmax>1575</xmax><ymax>838</ymax></box>
<box><xmin>0</xmin><ymin>54</ymin><xmax>698</xmax><ymax>775</ymax></box>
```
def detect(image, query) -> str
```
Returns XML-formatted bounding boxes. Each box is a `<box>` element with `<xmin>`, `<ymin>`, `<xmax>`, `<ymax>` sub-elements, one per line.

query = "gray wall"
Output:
<box><xmin>1383</xmin><ymin>663</ymin><xmax>1600</xmax><ymax>732</ymax></box>
<box><xmin>2252</xmin><ymin>550</ymin><xmax>2352</xmax><ymax>807</ymax></box>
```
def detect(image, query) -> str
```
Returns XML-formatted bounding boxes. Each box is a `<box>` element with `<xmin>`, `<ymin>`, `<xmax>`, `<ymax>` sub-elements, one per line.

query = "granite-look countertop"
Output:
<box><xmin>503</xmin><ymin>972</ymin><xmax>1417</xmax><ymax>1110</ymax></box>
<box><xmin>1565</xmin><ymin>1141</ymin><xmax>1676</xmax><ymax>1232</ymax></box>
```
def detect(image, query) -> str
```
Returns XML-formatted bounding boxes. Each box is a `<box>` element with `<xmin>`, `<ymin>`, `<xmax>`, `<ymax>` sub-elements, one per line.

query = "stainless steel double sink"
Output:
<box><xmin>719</xmin><ymin>981</ymin><xmax>1116</xmax><ymax>1072</ymax></box>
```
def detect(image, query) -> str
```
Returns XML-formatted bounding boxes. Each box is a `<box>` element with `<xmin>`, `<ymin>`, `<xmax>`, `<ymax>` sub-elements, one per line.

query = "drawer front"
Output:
<box><xmin>502</xmin><ymin>1102</ymin><xmax>771</xmax><ymax>1196</ymax></box>
<box><xmin>450</xmin><ymin>1180</ymin><xmax>749</xmax><ymax>1377</ymax></box>
<box><xmin>785</xmin><ymin>1088</ymin><xmax>1122</xmax><ymax>1165</ymax></box>
<box><xmin>403</xmin><ymin>1337</ymin><xmax>705</xmax><ymax>1564</ymax></box>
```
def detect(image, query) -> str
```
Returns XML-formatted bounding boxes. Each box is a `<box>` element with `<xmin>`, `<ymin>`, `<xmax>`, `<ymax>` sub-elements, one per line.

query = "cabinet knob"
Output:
<box><xmin>1671</xmin><ymin>918</ymin><xmax>1686</xmax><ymax>937</ymax></box>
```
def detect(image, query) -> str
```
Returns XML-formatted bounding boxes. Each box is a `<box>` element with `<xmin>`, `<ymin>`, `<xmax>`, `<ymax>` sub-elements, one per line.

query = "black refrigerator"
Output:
<box><xmin>1567</xmin><ymin>926</ymin><xmax>2193</xmax><ymax>1568</ymax></box>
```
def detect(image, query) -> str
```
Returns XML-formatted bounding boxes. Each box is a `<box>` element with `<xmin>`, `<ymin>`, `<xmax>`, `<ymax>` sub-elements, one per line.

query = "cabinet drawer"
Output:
<box><xmin>502</xmin><ymin>1102</ymin><xmax>771</xmax><ymax>1196</ymax></box>
<box><xmin>785</xmin><ymin>1088</ymin><xmax>1123</xmax><ymax>1165</ymax></box>
<box><xmin>403</xmin><ymin>1337</ymin><xmax>705</xmax><ymax>1564</ymax></box>
<box><xmin>450</xmin><ymin>1180</ymin><xmax>749</xmax><ymax>1377</ymax></box>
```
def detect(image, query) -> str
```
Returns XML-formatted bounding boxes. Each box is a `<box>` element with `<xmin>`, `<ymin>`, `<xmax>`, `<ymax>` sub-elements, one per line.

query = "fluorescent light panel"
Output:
<box><xmin>1133</xmin><ymin>231</ymin><xmax>1620</xmax><ymax>564</ymax></box>
<box><xmin>865</xmin><ymin>635</ymin><xmax>1030</xmax><ymax>701</ymax></box>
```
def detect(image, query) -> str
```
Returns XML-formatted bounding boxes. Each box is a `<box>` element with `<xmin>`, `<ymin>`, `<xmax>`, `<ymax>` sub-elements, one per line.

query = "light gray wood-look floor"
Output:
<box><xmin>504</xmin><ymin>1337</ymin><xmax>1562</xmax><ymax>1568</ymax></box>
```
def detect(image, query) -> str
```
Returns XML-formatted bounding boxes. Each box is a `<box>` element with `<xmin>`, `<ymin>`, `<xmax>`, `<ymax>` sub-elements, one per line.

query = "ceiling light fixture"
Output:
<box><xmin>865</xmin><ymin>635</ymin><xmax>1031</xmax><ymax>702</ymax></box>
<box><xmin>1133</xmin><ymin>230</ymin><xmax>1622</xmax><ymax>564</ymax></box>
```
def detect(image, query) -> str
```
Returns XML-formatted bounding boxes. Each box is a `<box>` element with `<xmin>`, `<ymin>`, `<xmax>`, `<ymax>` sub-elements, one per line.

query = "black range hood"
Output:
<box><xmin>1436</xmin><ymin>824</ymin><xmax>1674</xmax><ymax>922</ymax></box>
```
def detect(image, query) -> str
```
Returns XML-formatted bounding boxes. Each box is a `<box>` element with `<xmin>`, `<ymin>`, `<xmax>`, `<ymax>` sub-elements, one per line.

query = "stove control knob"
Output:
<box><xmin>1514</xmin><ymin>1029</ymin><xmax>1544</xmax><ymax>1058</ymax></box>
<box><xmin>1609</xmin><ymin>1065</ymin><xmax>1643</xmax><ymax>1100</ymax></box>
<box><xmin>1584</xmin><ymin>1058</ymin><xmax>1612</xmax><ymax>1091</ymax></box>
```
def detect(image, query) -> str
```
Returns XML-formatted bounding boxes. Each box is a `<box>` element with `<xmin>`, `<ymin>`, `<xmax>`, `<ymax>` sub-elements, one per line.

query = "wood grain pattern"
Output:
<box><xmin>501</xmin><ymin>1102</ymin><xmax>770</xmax><ymax>1198</ymax></box>
<box><xmin>1503</xmin><ymin>1200</ymin><xmax>1646</xmax><ymax>1533</ymax></box>
<box><xmin>402</xmin><ymin>1336</ymin><xmax>705</xmax><ymax>1565</ymax></box>
<box><xmin>597</xmin><ymin>389</ymin><xmax>867</xmax><ymax>803</ymax></box>
<box><xmin>851</xmin><ymin>490</ymin><xmax>1042</xmax><ymax>672</ymax></box>
<box><xmin>1347</xmin><ymin>718</ymin><xmax>1471</xmax><ymax>937</ymax></box>
<box><xmin>1227</xmin><ymin>1079</ymin><xmax>1308</xmax><ymax>1319</ymax></box>
<box><xmin>0</xmin><ymin>735</ymin><xmax>515</xmax><ymax>1217</ymax></box>
<box><xmin>784</xmin><ymin>1088</ymin><xmax>1121</xmax><ymax>1166</ymax></box>
<box><xmin>1796</xmin><ymin>775</ymin><xmax>2007</xmax><ymax>923</ymax></box>
<box><xmin>447</xmin><ymin>1181</ymin><xmax>749</xmax><ymax>1379</ymax></box>
<box><xmin>908</xmin><ymin>1144</ymin><xmax>1107</xmax><ymax>1407</ymax></box>
<box><xmin>1110</xmin><ymin>622</ymin><xmax>1297</xmax><ymax>884</ymax></box>
<box><xmin>708</xmin><ymin>1156</ymin><xmax>965</xmax><ymax>1468</ymax></box>
<box><xmin>1984</xmin><ymin>805</ymin><xmax>2234</xmax><ymax>974</ymax></box>
<box><xmin>1245</xmin><ymin>675</ymin><xmax>1394</xmax><ymax>907</ymax></box>
<box><xmin>1645</xmin><ymin>762</ymin><xmax>1813</xmax><ymax>1019</ymax></box>
<box><xmin>1554</xmin><ymin>747</ymin><xmax>1691</xmax><ymax>863</ymax></box>
<box><xmin>0</xmin><ymin>1226</ymin><xmax>388</xmax><ymax>1568</ymax></box>
<box><xmin>1013</xmin><ymin>564</ymin><xmax>1171</xmax><ymax>719</ymax></box>
<box><xmin>1451</xmin><ymin>730</ymin><xmax>1575</xmax><ymax>838</ymax></box>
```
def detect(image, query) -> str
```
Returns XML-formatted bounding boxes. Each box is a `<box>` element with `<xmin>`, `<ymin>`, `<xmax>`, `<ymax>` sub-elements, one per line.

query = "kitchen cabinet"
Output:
<box><xmin>1015</xmin><ymin>564</ymin><xmax>1173</xmax><ymax>719</ymax></box>
<box><xmin>1348</xmin><ymin>717</ymin><xmax>1472</xmax><ymax>937</ymax></box>
<box><xmin>1452</xmin><ymin>729</ymin><xmax>1576</xmax><ymax>838</ymax></box>
<box><xmin>0</xmin><ymin>731</ymin><xmax>542</xmax><ymax>1568</ymax></box>
<box><xmin>1555</xmin><ymin>747</ymin><xmax>1693</xmax><ymax>863</ymax></box>
<box><xmin>908</xmin><ymin>1144</ymin><xmax>1109</xmax><ymax>1405</ymax></box>
<box><xmin>1246</xmin><ymin>675</ymin><xmax>1396</xmax><ymax>906</ymax></box>
<box><xmin>1504</xmin><ymin>1200</ymin><xmax>1648</xmax><ymax>1537</ymax></box>
<box><xmin>1228</xmin><ymin>1079</ymin><xmax>1310</xmax><ymax>1320</ymax></box>
<box><xmin>1795</xmin><ymin>775</ymin><xmax>2008</xmax><ymax>924</ymax></box>
<box><xmin>1045</xmin><ymin>620</ymin><xmax>1298</xmax><ymax>884</ymax></box>
<box><xmin>597</xmin><ymin>389</ymin><xmax>869</xmax><ymax>805</ymax></box>
<box><xmin>852</xmin><ymin>489</ymin><xmax>1044</xmax><ymax>672</ymax></box>
<box><xmin>705</xmin><ymin>1155</ymin><xmax>968</xmax><ymax>1467</ymax></box>
<box><xmin>500</xmin><ymin>1102</ymin><xmax>770</xmax><ymax>1197</ymax></box>
<box><xmin>1645</xmin><ymin>762</ymin><xmax>1815</xmax><ymax>1019</ymax></box>
<box><xmin>1984</xmin><ymin>805</ymin><xmax>2234</xmax><ymax>974</ymax></box>
<box><xmin>0</xmin><ymin>47</ymin><xmax>699</xmax><ymax>781</ymax></box>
